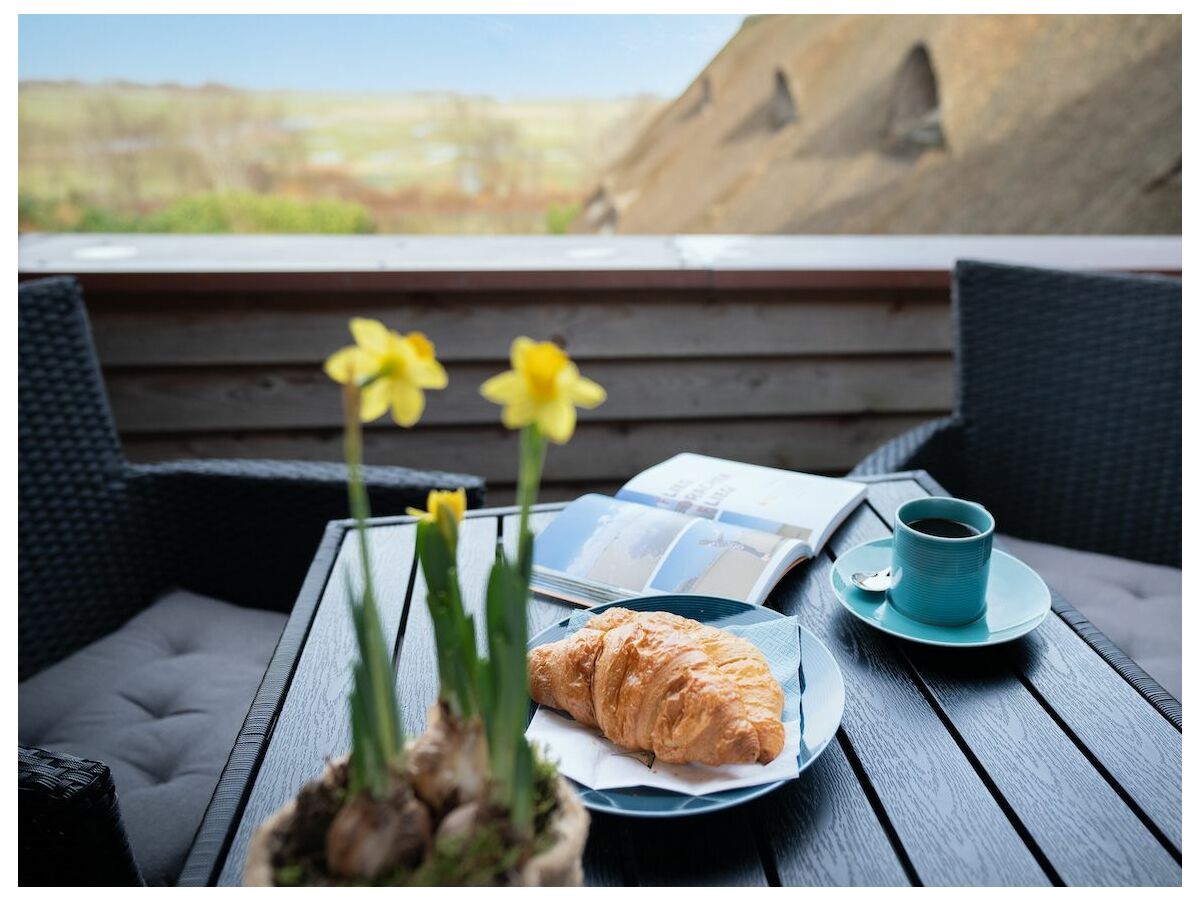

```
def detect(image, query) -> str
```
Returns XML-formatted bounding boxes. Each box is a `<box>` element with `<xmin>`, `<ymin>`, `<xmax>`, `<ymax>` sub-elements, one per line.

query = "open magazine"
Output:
<box><xmin>532</xmin><ymin>453</ymin><xmax>866</xmax><ymax>606</ymax></box>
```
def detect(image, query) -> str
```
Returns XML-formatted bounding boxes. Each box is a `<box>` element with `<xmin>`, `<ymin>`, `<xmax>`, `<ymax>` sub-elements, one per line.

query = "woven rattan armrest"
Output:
<box><xmin>19</xmin><ymin>745</ymin><xmax>144</xmax><ymax>886</ymax></box>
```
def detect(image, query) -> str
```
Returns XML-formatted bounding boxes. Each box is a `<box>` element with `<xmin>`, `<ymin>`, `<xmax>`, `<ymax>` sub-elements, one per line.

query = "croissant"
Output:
<box><xmin>528</xmin><ymin>607</ymin><xmax>785</xmax><ymax>766</ymax></box>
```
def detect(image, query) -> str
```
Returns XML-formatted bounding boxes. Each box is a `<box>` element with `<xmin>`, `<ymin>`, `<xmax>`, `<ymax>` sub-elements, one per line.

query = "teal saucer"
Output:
<box><xmin>830</xmin><ymin>538</ymin><xmax>1051</xmax><ymax>647</ymax></box>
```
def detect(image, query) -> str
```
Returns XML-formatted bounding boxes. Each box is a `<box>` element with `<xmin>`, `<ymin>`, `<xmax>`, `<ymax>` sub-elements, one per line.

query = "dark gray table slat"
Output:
<box><xmin>910</xmin><ymin>647</ymin><xmax>1180</xmax><ymax>885</ymax></box>
<box><xmin>755</xmin><ymin>742</ymin><xmax>911</xmax><ymax>886</ymax></box>
<box><xmin>616</xmin><ymin>812</ymin><xmax>770</xmax><ymax>886</ymax></box>
<box><xmin>218</xmin><ymin>526</ymin><xmax>416</xmax><ymax>885</ymax></box>
<box><xmin>781</xmin><ymin>507</ymin><xmax>1049</xmax><ymax>885</ymax></box>
<box><xmin>868</xmin><ymin>476</ymin><xmax>1183</xmax><ymax>851</ymax></box>
<box><xmin>1004</xmin><ymin>618</ymin><xmax>1182</xmax><ymax>850</ymax></box>
<box><xmin>579</xmin><ymin>815</ymin><xmax>633</xmax><ymax>886</ymax></box>
<box><xmin>395</xmin><ymin>516</ymin><xmax>499</xmax><ymax>736</ymax></box>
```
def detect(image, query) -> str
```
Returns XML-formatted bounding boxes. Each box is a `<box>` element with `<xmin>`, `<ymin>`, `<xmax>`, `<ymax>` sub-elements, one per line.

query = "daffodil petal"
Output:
<box><xmin>391</xmin><ymin>381</ymin><xmax>425</xmax><ymax>427</ymax></box>
<box><xmin>357</xmin><ymin>379</ymin><xmax>390</xmax><ymax>422</ymax></box>
<box><xmin>350</xmin><ymin>318</ymin><xmax>392</xmax><ymax>356</ymax></box>
<box><xmin>568</xmin><ymin>374</ymin><xmax>606</xmax><ymax>408</ymax></box>
<box><xmin>501</xmin><ymin>397</ymin><xmax>538</xmax><ymax>430</ymax></box>
<box><xmin>406</xmin><ymin>506</ymin><xmax>431</xmax><ymax>520</ymax></box>
<box><xmin>415</xmin><ymin>358</ymin><xmax>448</xmax><ymax>390</ymax></box>
<box><xmin>480</xmin><ymin>370</ymin><xmax>524</xmax><ymax>404</ymax></box>
<box><xmin>537</xmin><ymin>398</ymin><xmax>576</xmax><ymax>444</ymax></box>
<box><xmin>510</xmin><ymin>336</ymin><xmax>536</xmax><ymax>370</ymax></box>
<box><xmin>324</xmin><ymin>346</ymin><xmax>374</xmax><ymax>384</ymax></box>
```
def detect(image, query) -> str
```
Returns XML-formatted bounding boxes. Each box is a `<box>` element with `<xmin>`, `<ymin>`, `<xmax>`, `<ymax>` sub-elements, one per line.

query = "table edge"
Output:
<box><xmin>178</xmin><ymin>520</ymin><xmax>350</xmax><ymax>886</ymax></box>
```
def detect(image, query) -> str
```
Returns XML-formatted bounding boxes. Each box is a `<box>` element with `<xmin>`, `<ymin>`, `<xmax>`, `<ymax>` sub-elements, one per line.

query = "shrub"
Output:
<box><xmin>19</xmin><ymin>191</ymin><xmax>376</xmax><ymax>235</ymax></box>
<box><xmin>543</xmin><ymin>202</ymin><xmax>580</xmax><ymax>235</ymax></box>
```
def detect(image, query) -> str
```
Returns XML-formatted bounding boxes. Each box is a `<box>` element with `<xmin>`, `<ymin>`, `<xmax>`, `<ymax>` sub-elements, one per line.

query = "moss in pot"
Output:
<box><xmin>244</xmin><ymin>329</ymin><xmax>603</xmax><ymax>886</ymax></box>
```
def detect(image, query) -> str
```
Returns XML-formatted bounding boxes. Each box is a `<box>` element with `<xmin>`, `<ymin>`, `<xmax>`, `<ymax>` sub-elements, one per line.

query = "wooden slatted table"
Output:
<box><xmin>182</xmin><ymin>471</ymin><xmax>1182</xmax><ymax>887</ymax></box>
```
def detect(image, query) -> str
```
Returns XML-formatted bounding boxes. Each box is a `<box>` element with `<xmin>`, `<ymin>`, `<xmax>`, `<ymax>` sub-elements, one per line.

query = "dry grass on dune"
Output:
<box><xmin>581</xmin><ymin>14</ymin><xmax>1180</xmax><ymax>235</ymax></box>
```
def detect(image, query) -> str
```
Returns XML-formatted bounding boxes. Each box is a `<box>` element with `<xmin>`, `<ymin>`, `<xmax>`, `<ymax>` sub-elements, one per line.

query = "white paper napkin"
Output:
<box><xmin>526</xmin><ymin>611</ymin><xmax>803</xmax><ymax>796</ymax></box>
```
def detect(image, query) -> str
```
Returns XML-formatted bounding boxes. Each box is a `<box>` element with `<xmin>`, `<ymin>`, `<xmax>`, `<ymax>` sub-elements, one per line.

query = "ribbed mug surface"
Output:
<box><xmin>890</xmin><ymin>497</ymin><xmax>995</xmax><ymax>626</ymax></box>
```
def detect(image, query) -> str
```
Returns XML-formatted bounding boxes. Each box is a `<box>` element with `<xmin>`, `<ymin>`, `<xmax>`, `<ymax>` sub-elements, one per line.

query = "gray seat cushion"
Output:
<box><xmin>18</xmin><ymin>590</ymin><xmax>286</xmax><ymax>885</ymax></box>
<box><xmin>1000</xmin><ymin>535</ymin><xmax>1181</xmax><ymax>700</ymax></box>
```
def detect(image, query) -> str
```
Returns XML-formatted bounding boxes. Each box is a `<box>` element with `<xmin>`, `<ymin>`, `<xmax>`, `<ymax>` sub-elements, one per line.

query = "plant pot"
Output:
<box><xmin>243</xmin><ymin>755</ymin><xmax>588</xmax><ymax>886</ymax></box>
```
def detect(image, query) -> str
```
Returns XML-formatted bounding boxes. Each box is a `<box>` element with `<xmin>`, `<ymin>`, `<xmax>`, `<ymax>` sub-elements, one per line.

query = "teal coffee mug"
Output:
<box><xmin>889</xmin><ymin>497</ymin><xmax>995</xmax><ymax>626</ymax></box>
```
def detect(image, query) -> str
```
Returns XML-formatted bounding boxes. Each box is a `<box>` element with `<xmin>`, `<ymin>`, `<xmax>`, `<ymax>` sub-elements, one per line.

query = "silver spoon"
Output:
<box><xmin>851</xmin><ymin>566</ymin><xmax>891</xmax><ymax>593</ymax></box>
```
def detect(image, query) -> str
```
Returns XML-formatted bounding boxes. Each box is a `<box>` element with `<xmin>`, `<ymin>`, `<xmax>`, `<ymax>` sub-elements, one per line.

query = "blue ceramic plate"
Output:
<box><xmin>830</xmin><ymin>538</ymin><xmax>1052</xmax><ymax>647</ymax></box>
<box><xmin>526</xmin><ymin>594</ymin><xmax>845</xmax><ymax>818</ymax></box>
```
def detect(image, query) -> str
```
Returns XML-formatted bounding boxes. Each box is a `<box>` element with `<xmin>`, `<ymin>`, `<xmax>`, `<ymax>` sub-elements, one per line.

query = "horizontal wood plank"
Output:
<box><xmin>121</xmin><ymin>414</ymin><xmax>933</xmax><ymax>485</ymax></box>
<box><xmin>489</xmin><ymin>481</ymin><xmax>625</xmax><ymax>507</ymax></box>
<box><xmin>219</xmin><ymin>526</ymin><xmax>416</xmax><ymax>885</ymax></box>
<box><xmin>88</xmin><ymin>291</ymin><xmax>951</xmax><ymax>367</ymax></box>
<box><xmin>105</xmin><ymin>356</ymin><xmax>952</xmax><ymax>434</ymax></box>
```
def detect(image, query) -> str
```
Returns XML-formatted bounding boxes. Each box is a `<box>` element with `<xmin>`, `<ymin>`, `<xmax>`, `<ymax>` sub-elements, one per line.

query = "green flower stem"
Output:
<box><xmin>515</xmin><ymin>425</ymin><xmax>546</xmax><ymax>579</ymax></box>
<box><xmin>343</xmin><ymin>383</ymin><xmax>375</xmax><ymax>603</ymax></box>
<box><xmin>341</xmin><ymin>383</ymin><xmax>405</xmax><ymax>797</ymax></box>
<box><xmin>480</xmin><ymin>424</ymin><xmax>546</xmax><ymax>834</ymax></box>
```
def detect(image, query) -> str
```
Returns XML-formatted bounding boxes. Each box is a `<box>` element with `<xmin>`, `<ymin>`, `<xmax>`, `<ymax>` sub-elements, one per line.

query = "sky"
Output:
<box><xmin>18</xmin><ymin>14</ymin><xmax>745</xmax><ymax>99</ymax></box>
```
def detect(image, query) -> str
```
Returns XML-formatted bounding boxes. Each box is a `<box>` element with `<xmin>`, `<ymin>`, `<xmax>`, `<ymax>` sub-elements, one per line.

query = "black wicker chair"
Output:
<box><xmin>852</xmin><ymin>260</ymin><xmax>1181</xmax><ymax>719</ymax></box>
<box><xmin>18</xmin><ymin>276</ymin><xmax>486</xmax><ymax>885</ymax></box>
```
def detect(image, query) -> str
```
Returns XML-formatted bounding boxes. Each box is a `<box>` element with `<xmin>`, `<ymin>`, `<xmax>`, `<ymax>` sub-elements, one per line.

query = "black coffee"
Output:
<box><xmin>908</xmin><ymin>517</ymin><xmax>980</xmax><ymax>539</ymax></box>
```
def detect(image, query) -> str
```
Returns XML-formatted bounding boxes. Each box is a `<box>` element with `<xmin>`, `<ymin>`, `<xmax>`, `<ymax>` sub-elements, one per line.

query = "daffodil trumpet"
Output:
<box><xmin>407</xmin><ymin>487</ymin><xmax>468</xmax><ymax>554</ymax></box>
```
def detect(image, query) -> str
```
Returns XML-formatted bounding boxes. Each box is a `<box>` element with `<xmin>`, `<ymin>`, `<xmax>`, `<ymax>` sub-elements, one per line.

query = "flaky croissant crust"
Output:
<box><xmin>528</xmin><ymin>608</ymin><xmax>785</xmax><ymax>766</ymax></box>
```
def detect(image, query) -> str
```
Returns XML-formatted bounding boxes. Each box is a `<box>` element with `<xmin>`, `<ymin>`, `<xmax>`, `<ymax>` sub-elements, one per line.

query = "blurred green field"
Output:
<box><xmin>18</xmin><ymin>82</ymin><xmax>660</xmax><ymax>234</ymax></box>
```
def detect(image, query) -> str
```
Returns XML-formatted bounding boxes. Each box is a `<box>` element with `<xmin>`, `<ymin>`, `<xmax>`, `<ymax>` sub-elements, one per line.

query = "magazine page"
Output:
<box><xmin>615</xmin><ymin>453</ymin><xmax>866</xmax><ymax>554</ymax></box>
<box><xmin>532</xmin><ymin>494</ymin><xmax>806</xmax><ymax>606</ymax></box>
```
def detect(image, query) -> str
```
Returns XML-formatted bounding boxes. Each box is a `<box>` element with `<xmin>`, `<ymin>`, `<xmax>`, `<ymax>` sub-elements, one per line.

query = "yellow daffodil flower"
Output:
<box><xmin>407</xmin><ymin>487</ymin><xmax>467</xmax><ymax>549</ymax></box>
<box><xmin>479</xmin><ymin>337</ymin><xmax>605</xmax><ymax>444</ymax></box>
<box><xmin>405</xmin><ymin>487</ymin><xmax>467</xmax><ymax>526</ymax></box>
<box><xmin>324</xmin><ymin>318</ymin><xmax>448</xmax><ymax>426</ymax></box>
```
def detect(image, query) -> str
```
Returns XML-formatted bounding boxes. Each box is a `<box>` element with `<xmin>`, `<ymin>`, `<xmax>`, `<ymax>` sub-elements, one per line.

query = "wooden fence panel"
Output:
<box><xmin>106</xmin><ymin>356</ymin><xmax>952</xmax><ymax>433</ymax></box>
<box><xmin>87</xmin><ymin>289</ymin><xmax>951</xmax><ymax>366</ymax></box>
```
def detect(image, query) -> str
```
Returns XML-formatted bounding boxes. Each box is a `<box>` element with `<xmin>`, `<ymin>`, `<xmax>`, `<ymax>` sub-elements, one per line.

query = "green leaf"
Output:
<box><xmin>482</xmin><ymin>551</ymin><xmax>536</xmax><ymax>822</ymax></box>
<box><xmin>418</xmin><ymin>520</ymin><xmax>480</xmax><ymax>717</ymax></box>
<box><xmin>345</xmin><ymin>563</ymin><xmax>404</xmax><ymax>799</ymax></box>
